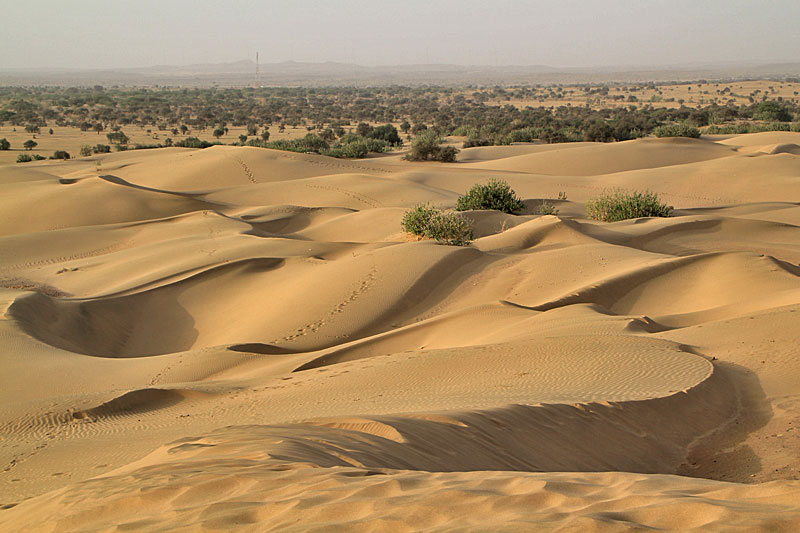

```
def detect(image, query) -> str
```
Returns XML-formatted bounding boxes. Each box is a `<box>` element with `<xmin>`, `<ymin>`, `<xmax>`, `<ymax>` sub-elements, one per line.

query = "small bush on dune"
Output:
<box><xmin>587</xmin><ymin>190</ymin><xmax>673</xmax><ymax>222</ymax></box>
<box><xmin>653</xmin><ymin>123</ymin><xmax>701</xmax><ymax>138</ymax></box>
<box><xmin>456</xmin><ymin>179</ymin><xmax>525</xmax><ymax>213</ymax></box>
<box><xmin>536</xmin><ymin>200</ymin><xmax>559</xmax><ymax>215</ymax></box>
<box><xmin>406</xmin><ymin>130</ymin><xmax>459</xmax><ymax>162</ymax></box>
<box><xmin>401</xmin><ymin>204</ymin><xmax>472</xmax><ymax>246</ymax></box>
<box><xmin>425</xmin><ymin>211</ymin><xmax>473</xmax><ymax>246</ymax></box>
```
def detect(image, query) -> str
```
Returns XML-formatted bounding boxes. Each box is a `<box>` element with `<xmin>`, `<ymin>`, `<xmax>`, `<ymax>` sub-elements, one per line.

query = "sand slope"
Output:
<box><xmin>1</xmin><ymin>136</ymin><xmax>799</xmax><ymax>531</ymax></box>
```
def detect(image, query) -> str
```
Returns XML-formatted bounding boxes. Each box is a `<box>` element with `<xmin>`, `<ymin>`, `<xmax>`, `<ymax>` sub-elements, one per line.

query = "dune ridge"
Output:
<box><xmin>1</xmin><ymin>134</ymin><xmax>799</xmax><ymax>530</ymax></box>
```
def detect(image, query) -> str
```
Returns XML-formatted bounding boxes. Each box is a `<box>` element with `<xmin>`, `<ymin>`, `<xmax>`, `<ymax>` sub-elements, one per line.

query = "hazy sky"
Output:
<box><xmin>3</xmin><ymin>0</ymin><xmax>799</xmax><ymax>69</ymax></box>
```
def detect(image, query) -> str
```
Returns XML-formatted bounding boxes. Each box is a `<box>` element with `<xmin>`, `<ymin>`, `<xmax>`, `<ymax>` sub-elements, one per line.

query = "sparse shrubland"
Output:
<box><xmin>456</xmin><ymin>179</ymin><xmax>525</xmax><ymax>213</ymax></box>
<box><xmin>586</xmin><ymin>190</ymin><xmax>673</xmax><ymax>222</ymax></box>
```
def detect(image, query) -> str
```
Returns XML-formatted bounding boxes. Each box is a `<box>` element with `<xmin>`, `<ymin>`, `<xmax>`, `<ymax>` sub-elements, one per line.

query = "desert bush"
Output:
<box><xmin>456</xmin><ymin>179</ymin><xmax>525</xmax><ymax>213</ymax></box>
<box><xmin>324</xmin><ymin>141</ymin><xmax>368</xmax><ymax>158</ymax></box>
<box><xmin>0</xmin><ymin>138</ymin><xmax>9</xmax><ymax>150</ymax></box>
<box><xmin>368</xmin><ymin>124</ymin><xmax>402</xmax><ymax>145</ymax></box>
<box><xmin>704</xmin><ymin>122</ymin><xmax>793</xmax><ymax>134</ymax></box>
<box><xmin>401</xmin><ymin>204</ymin><xmax>472</xmax><ymax>246</ymax></box>
<box><xmin>401</xmin><ymin>204</ymin><xmax>440</xmax><ymax>236</ymax></box>
<box><xmin>653</xmin><ymin>123</ymin><xmax>701</xmax><ymax>138</ymax></box>
<box><xmin>753</xmin><ymin>101</ymin><xmax>792</xmax><ymax>122</ymax></box>
<box><xmin>586</xmin><ymin>189</ymin><xmax>673</xmax><ymax>222</ymax></box>
<box><xmin>51</xmin><ymin>150</ymin><xmax>70</xmax><ymax>160</ymax></box>
<box><xmin>175</xmin><ymin>137</ymin><xmax>213</xmax><ymax>148</ymax></box>
<box><xmin>425</xmin><ymin>211</ymin><xmax>473</xmax><ymax>246</ymax></box>
<box><xmin>106</xmin><ymin>131</ymin><xmax>129</xmax><ymax>144</ymax></box>
<box><xmin>583</xmin><ymin>121</ymin><xmax>614</xmax><ymax>142</ymax></box>
<box><xmin>16</xmin><ymin>153</ymin><xmax>32</xmax><ymax>163</ymax></box>
<box><xmin>93</xmin><ymin>144</ymin><xmax>111</xmax><ymax>153</ymax></box>
<box><xmin>23</xmin><ymin>139</ymin><xmax>37</xmax><ymax>150</ymax></box>
<box><xmin>536</xmin><ymin>200</ymin><xmax>559</xmax><ymax>215</ymax></box>
<box><xmin>437</xmin><ymin>145</ymin><xmax>459</xmax><ymax>162</ymax></box>
<box><xmin>405</xmin><ymin>130</ymin><xmax>459</xmax><ymax>162</ymax></box>
<box><xmin>462</xmin><ymin>136</ymin><xmax>492</xmax><ymax>148</ymax></box>
<box><xmin>79</xmin><ymin>145</ymin><xmax>92</xmax><ymax>157</ymax></box>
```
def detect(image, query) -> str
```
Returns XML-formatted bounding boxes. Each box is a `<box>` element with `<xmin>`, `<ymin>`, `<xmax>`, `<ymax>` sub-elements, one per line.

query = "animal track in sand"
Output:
<box><xmin>303</xmin><ymin>184</ymin><xmax>382</xmax><ymax>208</ymax></box>
<box><xmin>271</xmin><ymin>264</ymin><xmax>378</xmax><ymax>344</ymax></box>
<box><xmin>1</xmin><ymin>241</ymin><xmax>133</xmax><ymax>272</ymax></box>
<box><xmin>227</xmin><ymin>156</ymin><xmax>259</xmax><ymax>184</ymax></box>
<box><xmin>274</xmin><ymin>151</ymin><xmax>392</xmax><ymax>174</ymax></box>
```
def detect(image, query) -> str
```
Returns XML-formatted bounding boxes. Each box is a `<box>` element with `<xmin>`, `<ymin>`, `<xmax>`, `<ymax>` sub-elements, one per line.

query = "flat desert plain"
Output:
<box><xmin>1</xmin><ymin>133</ymin><xmax>800</xmax><ymax>531</ymax></box>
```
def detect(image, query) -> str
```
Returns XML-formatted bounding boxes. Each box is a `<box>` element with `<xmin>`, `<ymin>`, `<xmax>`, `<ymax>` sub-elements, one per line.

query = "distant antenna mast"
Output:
<box><xmin>255</xmin><ymin>52</ymin><xmax>259</xmax><ymax>86</ymax></box>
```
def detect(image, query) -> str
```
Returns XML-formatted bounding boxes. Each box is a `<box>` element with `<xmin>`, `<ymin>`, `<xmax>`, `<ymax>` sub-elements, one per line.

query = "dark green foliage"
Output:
<box><xmin>174</xmin><ymin>137</ymin><xmax>214</xmax><ymax>148</ymax></box>
<box><xmin>51</xmin><ymin>150</ymin><xmax>70</xmax><ymax>160</ymax></box>
<box><xmin>583</xmin><ymin>121</ymin><xmax>614</xmax><ymax>142</ymax></box>
<box><xmin>653</xmin><ymin>123</ymin><xmax>701</xmax><ymax>138</ymax></box>
<box><xmin>16</xmin><ymin>153</ymin><xmax>31</xmax><ymax>163</ymax></box>
<box><xmin>23</xmin><ymin>139</ymin><xmax>37</xmax><ymax>150</ymax></box>
<box><xmin>753</xmin><ymin>101</ymin><xmax>792</xmax><ymax>122</ymax></box>
<box><xmin>0</xmin><ymin>138</ymin><xmax>9</xmax><ymax>150</ymax></box>
<box><xmin>368</xmin><ymin>124</ymin><xmax>402</xmax><ymax>145</ymax></box>
<box><xmin>406</xmin><ymin>130</ymin><xmax>459</xmax><ymax>162</ymax></box>
<box><xmin>106</xmin><ymin>131</ymin><xmax>129</xmax><ymax>144</ymax></box>
<box><xmin>401</xmin><ymin>204</ymin><xmax>472</xmax><ymax>246</ymax></box>
<box><xmin>437</xmin><ymin>145</ymin><xmax>459</xmax><ymax>162</ymax></box>
<box><xmin>705</xmin><ymin>122</ymin><xmax>798</xmax><ymax>134</ymax></box>
<box><xmin>93</xmin><ymin>144</ymin><xmax>111</xmax><ymax>153</ymax></box>
<box><xmin>79</xmin><ymin>145</ymin><xmax>92</xmax><ymax>157</ymax></box>
<box><xmin>456</xmin><ymin>179</ymin><xmax>525</xmax><ymax>214</ymax></box>
<box><xmin>586</xmin><ymin>190</ymin><xmax>673</xmax><ymax>222</ymax></box>
<box><xmin>462</xmin><ymin>136</ymin><xmax>492</xmax><ymax>148</ymax></box>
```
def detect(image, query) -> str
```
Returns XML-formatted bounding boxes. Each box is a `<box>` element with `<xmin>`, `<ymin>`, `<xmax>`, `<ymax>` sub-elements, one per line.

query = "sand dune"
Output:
<box><xmin>1</xmin><ymin>136</ymin><xmax>799</xmax><ymax>531</ymax></box>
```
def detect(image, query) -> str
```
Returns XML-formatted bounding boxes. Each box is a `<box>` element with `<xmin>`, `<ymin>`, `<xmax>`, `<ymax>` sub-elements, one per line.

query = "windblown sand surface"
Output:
<box><xmin>1</xmin><ymin>133</ymin><xmax>799</xmax><ymax>531</ymax></box>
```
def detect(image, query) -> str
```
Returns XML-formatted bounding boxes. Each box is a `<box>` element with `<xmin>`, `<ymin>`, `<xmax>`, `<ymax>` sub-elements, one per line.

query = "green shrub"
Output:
<box><xmin>93</xmin><ymin>144</ymin><xmax>111</xmax><ymax>153</ymax></box>
<box><xmin>175</xmin><ymin>136</ymin><xmax>213</xmax><ymax>148</ymax></box>
<box><xmin>456</xmin><ymin>179</ymin><xmax>525</xmax><ymax>213</ymax></box>
<box><xmin>51</xmin><ymin>150</ymin><xmax>70</xmax><ymax>160</ymax></box>
<box><xmin>405</xmin><ymin>130</ymin><xmax>460</xmax><ymax>162</ymax></box>
<box><xmin>79</xmin><ymin>145</ymin><xmax>92</xmax><ymax>157</ymax></box>
<box><xmin>587</xmin><ymin>189</ymin><xmax>673</xmax><ymax>222</ymax></box>
<box><xmin>425</xmin><ymin>211</ymin><xmax>473</xmax><ymax>246</ymax></box>
<box><xmin>653</xmin><ymin>123</ymin><xmax>701</xmax><ymax>138</ymax></box>
<box><xmin>704</xmin><ymin>122</ymin><xmax>793</xmax><ymax>135</ymax></box>
<box><xmin>324</xmin><ymin>141</ymin><xmax>369</xmax><ymax>159</ymax></box>
<box><xmin>401</xmin><ymin>204</ymin><xmax>472</xmax><ymax>246</ymax></box>
<box><xmin>0</xmin><ymin>138</ymin><xmax>9</xmax><ymax>150</ymax></box>
<box><xmin>32</xmin><ymin>154</ymin><xmax>46</xmax><ymax>160</ymax></box>
<box><xmin>536</xmin><ymin>200</ymin><xmax>559</xmax><ymax>215</ymax></box>
<box><xmin>401</xmin><ymin>204</ymin><xmax>439</xmax><ymax>236</ymax></box>
<box><xmin>462</xmin><ymin>136</ymin><xmax>492</xmax><ymax>148</ymax></box>
<box><xmin>16</xmin><ymin>153</ymin><xmax>32</xmax><ymax>163</ymax></box>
